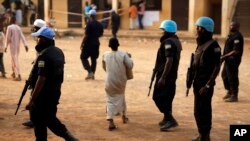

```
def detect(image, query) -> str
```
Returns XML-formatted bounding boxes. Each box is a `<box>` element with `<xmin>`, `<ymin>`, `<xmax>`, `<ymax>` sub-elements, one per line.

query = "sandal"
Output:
<box><xmin>122</xmin><ymin>115</ymin><xmax>129</xmax><ymax>124</ymax></box>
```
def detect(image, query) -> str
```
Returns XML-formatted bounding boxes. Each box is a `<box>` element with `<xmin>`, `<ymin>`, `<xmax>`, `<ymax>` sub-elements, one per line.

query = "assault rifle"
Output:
<box><xmin>148</xmin><ymin>69</ymin><xmax>156</xmax><ymax>97</ymax></box>
<box><xmin>186</xmin><ymin>53</ymin><xmax>194</xmax><ymax>97</ymax></box>
<box><xmin>14</xmin><ymin>61</ymin><xmax>36</xmax><ymax>115</ymax></box>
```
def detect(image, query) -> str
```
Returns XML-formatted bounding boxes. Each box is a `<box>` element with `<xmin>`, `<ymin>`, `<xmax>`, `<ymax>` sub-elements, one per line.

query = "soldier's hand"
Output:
<box><xmin>4</xmin><ymin>47</ymin><xmax>7</xmax><ymax>53</ymax></box>
<box><xmin>220</xmin><ymin>56</ymin><xmax>225</xmax><ymax>63</ymax></box>
<box><xmin>199</xmin><ymin>86</ymin><xmax>209</xmax><ymax>95</ymax></box>
<box><xmin>25</xmin><ymin>101</ymin><xmax>33</xmax><ymax>110</ymax></box>
<box><xmin>157</xmin><ymin>77</ymin><xmax>165</xmax><ymax>89</ymax></box>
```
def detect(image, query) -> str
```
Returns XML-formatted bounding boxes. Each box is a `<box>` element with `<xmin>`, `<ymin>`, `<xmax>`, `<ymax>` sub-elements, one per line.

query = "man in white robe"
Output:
<box><xmin>102</xmin><ymin>37</ymin><xmax>133</xmax><ymax>130</ymax></box>
<box><xmin>4</xmin><ymin>17</ymin><xmax>28</xmax><ymax>81</ymax></box>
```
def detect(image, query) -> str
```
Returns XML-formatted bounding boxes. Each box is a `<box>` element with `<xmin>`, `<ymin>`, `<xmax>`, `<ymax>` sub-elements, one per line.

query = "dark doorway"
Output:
<box><xmin>37</xmin><ymin>0</ymin><xmax>44</xmax><ymax>19</ymax></box>
<box><xmin>171</xmin><ymin>0</ymin><xmax>189</xmax><ymax>30</ymax></box>
<box><xmin>211</xmin><ymin>3</ymin><xmax>222</xmax><ymax>34</ymax></box>
<box><xmin>68</xmin><ymin>0</ymin><xmax>82</xmax><ymax>28</ymax></box>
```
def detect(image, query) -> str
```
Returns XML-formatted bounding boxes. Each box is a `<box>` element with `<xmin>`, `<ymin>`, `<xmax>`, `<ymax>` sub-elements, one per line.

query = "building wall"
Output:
<box><xmin>0</xmin><ymin>0</ymin><xmax>236</xmax><ymax>37</ymax></box>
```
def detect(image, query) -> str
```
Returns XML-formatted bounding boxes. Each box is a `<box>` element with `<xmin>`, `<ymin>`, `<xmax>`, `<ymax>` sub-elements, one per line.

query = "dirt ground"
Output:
<box><xmin>0</xmin><ymin>33</ymin><xmax>250</xmax><ymax>141</ymax></box>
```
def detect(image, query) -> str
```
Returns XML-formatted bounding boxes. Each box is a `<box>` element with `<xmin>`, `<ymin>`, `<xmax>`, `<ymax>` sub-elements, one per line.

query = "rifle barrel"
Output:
<box><xmin>14</xmin><ymin>84</ymin><xmax>29</xmax><ymax>115</ymax></box>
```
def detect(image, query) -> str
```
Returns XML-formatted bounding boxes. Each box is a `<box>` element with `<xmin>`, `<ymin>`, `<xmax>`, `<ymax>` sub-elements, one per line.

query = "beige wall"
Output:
<box><xmin>0</xmin><ymin>0</ymin><xmax>235</xmax><ymax>37</ymax></box>
<box><xmin>51</xmin><ymin>0</ymin><xmax>68</xmax><ymax>28</ymax></box>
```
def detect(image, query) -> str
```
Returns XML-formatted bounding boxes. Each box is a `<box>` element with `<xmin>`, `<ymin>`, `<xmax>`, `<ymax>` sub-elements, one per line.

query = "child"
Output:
<box><xmin>0</xmin><ymin>29</ymin><xmax>6</xmax><ymax>78</ymax></box>
<box><xmin>102</xmin><ymin>37</ymin><xmax>133</xmax><ymax>130</ymax></box>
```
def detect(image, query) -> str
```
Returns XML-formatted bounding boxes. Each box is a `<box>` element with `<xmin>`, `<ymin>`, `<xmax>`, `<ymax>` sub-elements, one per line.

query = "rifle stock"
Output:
<box><xmin>186</xmin><ymin>53</ymin><xmax>194</xmax><ymax>97</ymax></box>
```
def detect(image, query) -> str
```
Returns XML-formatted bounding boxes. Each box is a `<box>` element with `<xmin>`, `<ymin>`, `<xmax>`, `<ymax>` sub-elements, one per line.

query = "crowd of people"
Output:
<box><xmin>0</xmin><ymin>1</ymin><xmax>246</xmax><ymax>141</ymax></box>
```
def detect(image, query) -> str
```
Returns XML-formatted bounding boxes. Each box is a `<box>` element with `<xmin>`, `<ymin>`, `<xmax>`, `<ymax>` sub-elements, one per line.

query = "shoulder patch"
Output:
<box><xmin>214</xmin><ymin>47</ymin><xmax>221</xmax><ymax>53</ymax></box>
<box><xmin>234</xmin><ymin>40</ymin><xmax>240</xmax><ymax>44</ymax></box>
<box><xmin>38</xmin><ymin>61</ymin><xmax>45</xmax><ymax>68</ymax></box>
<box><xmin>165</xmin><ymin>44</ymin><xmax>172</xmax><ymax>49</ymax></box>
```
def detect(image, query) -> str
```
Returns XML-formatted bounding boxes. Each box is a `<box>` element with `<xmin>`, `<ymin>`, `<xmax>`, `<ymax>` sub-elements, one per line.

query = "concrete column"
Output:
<box><xmin>112</xmin><ymin>0</ymin><xmax>118</xmax><ymax>11</ymax></box>
<box><xmin>188</xmin><ymin>0</ymin><xmax>207</xmax><ymax>34</ymax></box>
<box><xmin>221</xmin><ymin>0</ymin><xmax>235</xmax><ymax>37</ymax></box>
<box><xmin>44</xmin><ymin>0</ymin><xmax>49</xmax><ymax>22</ymax></box>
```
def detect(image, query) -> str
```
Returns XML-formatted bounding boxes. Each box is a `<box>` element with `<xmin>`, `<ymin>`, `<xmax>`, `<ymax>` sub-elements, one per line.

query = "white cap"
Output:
<box><xmin>33</xmin><ymin>19</ymin><xmax>46</xmax><ymax>28</ymax></box>
<box><xmin>31</xmin><ymin>27</ymin><xmax>55</xmax><ymax>40</ymax></box>
<box><xmin>89</xmin><ymin>9</ymin><xmax>96</xmax><ymax>15</ymax></box>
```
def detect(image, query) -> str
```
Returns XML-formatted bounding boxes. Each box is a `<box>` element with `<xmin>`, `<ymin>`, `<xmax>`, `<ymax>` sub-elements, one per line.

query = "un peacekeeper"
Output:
<box><xmin>221</xmin><ymin>21</ymin><xmax>244</xmax><ymax>102</ymax></box>
<box><xmin>80</xmin><ymin>9</ymin><xmax>104</xmax><ymax>80</ymax></box>
<box><xmin>152</xmin><ymin>20</ymin><xmax>182</xmax><ymax>131</ymax></box>
<box><xmin>22</xmin><ymin>19</ymin><xmax>46</xmax><ymax>128</ymax></box>
<box><xmin>192</xmin><ymin>17</ymin><xmax>221</xmax><ymax>141</ymax></box>
<box><xmin>25</xmin><ymin>27</ymin><xmax>78</xmax><ymax>141</ymax></box>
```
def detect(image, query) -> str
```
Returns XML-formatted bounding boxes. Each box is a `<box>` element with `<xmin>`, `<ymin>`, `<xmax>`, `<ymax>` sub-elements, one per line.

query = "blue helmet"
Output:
<box><xmin>195</xmin><ymin>16</ymin><xmax>214</xmax><ymax>32</ymax></box>
<box><xmin>159</xmin><ymin>20</ymin><xmax>177</xmax><ymax>33</ymax></box>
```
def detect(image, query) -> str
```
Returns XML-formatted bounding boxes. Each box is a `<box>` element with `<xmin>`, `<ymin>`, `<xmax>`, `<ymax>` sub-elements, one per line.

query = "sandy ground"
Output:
<box><xmin>0</xmin><ymin>33</ymin><xmax>250</xmax><ymax>141</ymax></box>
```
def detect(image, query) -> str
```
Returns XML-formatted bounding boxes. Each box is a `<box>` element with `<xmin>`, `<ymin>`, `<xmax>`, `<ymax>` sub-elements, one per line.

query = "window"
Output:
<box><xmin>130</xmin><ymin>0</ymin><xmax>162</xmax><ymax>10</ymax></box>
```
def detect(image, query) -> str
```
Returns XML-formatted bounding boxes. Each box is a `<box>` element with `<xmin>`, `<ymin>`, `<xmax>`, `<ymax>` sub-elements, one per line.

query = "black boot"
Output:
<box><xmin>225</xmin><ymin>95</ymin><xmax>238</xmax><ymax>102</ymax></box>
<box><xmin>192</xmin><ymin>134</ymin><xmax>201</xmax><ymax>141</ymax></box>
<box><xmin>63</xmin><ymin>131</ymin><xmax>79</xmax><ymax>141</ymax></box>
<box><xmin>158</xmin><ymin>114</ymin><xmax>167</xmax><ymax>126</ymax></box>
<box><xmin>223</xmin><ymin>91</ymin><xmax>231</xmax><ymax>99</ymax></box>
<box><xmin>200</xmin><ymin>132</ymin><xmax>210</xmax><ymax>141</ymax></box>
<box><xmin>160</xmin><ymin>119</ymin><xmax>178</xmax><ymax>131</ymax></box>
<box><xmin>160</xmin><ymin>112</ymin><xmax>178</xmax><ymax>131</ymax></box>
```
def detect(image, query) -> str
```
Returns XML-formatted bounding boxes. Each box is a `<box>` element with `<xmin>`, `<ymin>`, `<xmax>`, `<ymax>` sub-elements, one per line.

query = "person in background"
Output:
<box><xmin>137</xmin><ymin>0</ymin><xmax>145</xmax><ymax>30</ymax></box>
<box><xmin>111</xmin><ymin>10</ymin><xmax>120</xmax><ymax>38</ymax></box>
<box><xmin>29</xmin><ymin>1</ymin><xmax>37</xmax><ymax>26</ymax></box>
<box><xmin>102</xmin><ymin>37</ymin><xmax>133</xmax><ymax>131</ymax></box>
<box><xmin>0</xmin><ymin>29</ymin><xmax>6</xmax><ymax>78</ymax></box>
<box><xmin>4</xmin><ymin>16</ymin><xmax>28</xmax><ymax>81</ymax></box>
<box><xmin>83</xmin><ymin>1</ymin><xmax>91</xmax><ymax>25</ymax></box>
<box><xmin>80</xmin><ymin>9</ymin><xmax>103</xmax><ymax>80</ymax></box>
<box><xmin>129</xmin><ymin>4</ymin><xmax>137</xmax><ymax>30</ymax></box>
<box><xmin>15</xmin><ymin>1</ymin><xmax>23</xmax><ymax>26</ymax></box>
<box><xmin>221</xmin><ymin>21</ymin><xmax>244</xmax><ymax>102</ymax></box>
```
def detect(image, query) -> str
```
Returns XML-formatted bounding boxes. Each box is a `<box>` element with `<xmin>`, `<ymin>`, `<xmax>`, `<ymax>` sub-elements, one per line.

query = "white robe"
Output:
<box><xmin>5</xmin><ymin>24</ymin><xmax>27</xmax><ymax>75</ymax></box>
<box><xmin>103</xmin><ymin>50</ymin><xmax>133</xmax><ymax>119</ymax></box>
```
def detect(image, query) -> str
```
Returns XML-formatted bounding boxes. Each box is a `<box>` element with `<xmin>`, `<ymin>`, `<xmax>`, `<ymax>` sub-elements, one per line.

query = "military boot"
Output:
<box><xmin>200</xmin><ymin>133</ymin><xmax>211</xmax><ymax>141</ymax></box>
<box><xmin>192</xmin><ymin>133</ymin><xmax>210</xmax><ymax>141</ymax></box>
<box><xmin>160</xmin><ymin>119</ymin><xmax>178</xmax><ymax>131</ymax></box>
<box><xmin>192</xmin><ymin>134</ymin><xmax>201</xmax><ymax>141</ymax></box>
<box><xmin>225</xmin><ymin>95</ymin><xmax>238</xmax><ymax>102</ymax></box>
<box><xmin>63</xmin><ymin>131</ymin><xmax>79</xmax><ymax>141</ymax></box>
<box><xmin>223</xmin><ymin>91</ymin><xmax>231</xmax><ymax>100</ymax></box>
<box><xmin>85</xmin><ymin>72</ymin><xmax>94</xmax><ymax>80</ymax></box>
<box><xmin>158</xmin><ymin>115</ymin><xmax>167</xmax><ymax>126</ymax></box>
